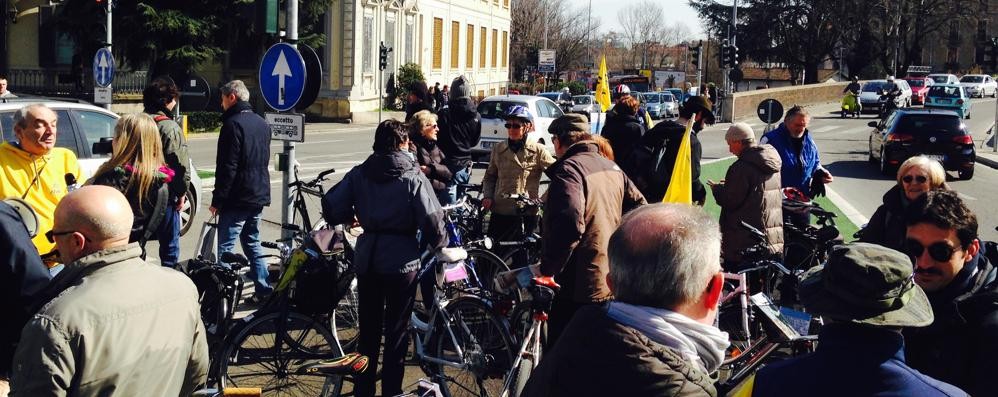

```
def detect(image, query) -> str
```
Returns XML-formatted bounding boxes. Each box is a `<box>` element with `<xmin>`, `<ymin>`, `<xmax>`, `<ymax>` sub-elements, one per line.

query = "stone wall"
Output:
<box><xmin>723</xmin><ymin>81</ymin><xmax>852</xmax><ymax>123</ymax></box>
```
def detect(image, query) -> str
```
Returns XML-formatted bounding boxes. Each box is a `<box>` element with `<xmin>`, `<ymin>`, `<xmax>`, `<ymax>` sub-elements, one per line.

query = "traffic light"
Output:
<box><xmin>379</xmin><ymin>42</ymin><xmax>390</xmax><ymax>71</ymax></box>
<box><xmin>990</xmin><ymin>37</ymin><xmax>998</xmax><ymax>71</ymax></box>
<box><xmin>691</xmin><ymin>42</ymin><xmax>702</xmax><ymax>69</ymax></box>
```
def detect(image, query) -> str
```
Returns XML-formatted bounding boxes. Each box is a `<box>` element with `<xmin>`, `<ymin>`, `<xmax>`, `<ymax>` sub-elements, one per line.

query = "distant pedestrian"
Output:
<box><xmin>9</xmin><ymin>186</ymin><xmax>209</xmax><ymax>397</ymax></box>
<box><xmin>211</xmin><ymin>80</ymin><xmax>273</xmax><ymax>304</ymax></box>
<box><xmin>142</xmin><ymin>76</ymin><xmax>191</xmax><ymax>268</ymax></box>
<box><xmin>404</xmin><ymin>81</ymin><xmax>433</xmax><ymax>122</ymax></box>
<box><xmin>600</xmin><ymin>95</ymin><xmax>645</xmax><ymax>166</ymax></box>
<box><xmin>436</xmin><ymin>75</ymin><xmax>482</xmax><ymax>203</ymax></box>
<box><xmin>433</xmin><ymin>82</ymin><xmax>445</xmax><ymax>112</ymax></box>
<box><xmin>0</xmin><ymin>75</ymin><xmax>16</xmax><ymax>98</ymax></box>
<box><xmin>441</xmin><ymin>84</ymin><xmax>450</xmax><ymax>105</ymax></box>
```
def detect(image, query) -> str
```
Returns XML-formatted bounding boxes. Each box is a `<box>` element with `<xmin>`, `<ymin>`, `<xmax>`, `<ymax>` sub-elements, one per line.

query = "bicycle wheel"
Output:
<box><xmin>434</xmin><ymin>297</ymin><xmax>515</xmax><ymax>397</ymax></box>
<box><xmin>218</xmin><ymin>311</ymin><xmax>344</xmax><ymax>396</ymax></box>
<box><xmin>332</xmin><ymin>276</ymin><xmax>360</xmax><ymax>353</ymax></box>
<box><xmin>466</xmin><ymin>248</ymin><xmax>511</xmax><ymax>298</ymax></box>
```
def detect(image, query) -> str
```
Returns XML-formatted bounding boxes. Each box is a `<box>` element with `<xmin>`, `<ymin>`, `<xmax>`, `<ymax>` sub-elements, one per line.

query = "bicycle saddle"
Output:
<box><xmin>220</xmin><ymin>252</ymin><xmax>249</xmax><ymax>268</ymax></box>
<box><xmin>436</xmin><ymin>247</ymin><xmax>468</xmax><ymax>263</ymax></box>
<box><xmin>296</xmin><ymin>352</ymin><xmax>369</xmax><ymax>376</ymax></box>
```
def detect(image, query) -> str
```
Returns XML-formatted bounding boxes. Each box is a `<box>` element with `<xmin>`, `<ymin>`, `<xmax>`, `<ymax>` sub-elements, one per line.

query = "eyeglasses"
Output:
<box><xmin>904</xmin><ymin>239</ymin><xmax>959</xmax><ymax>262</ymax></box>
<box><xmin>902</xmin><ymin>175</ymin><xmax>928</xmax><ymax>184</ymax></box>
<box><xmin>425</xmin><ymin>124</ymin><xmax>438</xmax><ymax>129</ymax></box>
<box><xmin>46</xmin><ymin>229</ymin><xmax>75</xmax><ymax>243</ymax></box>
<box><xmin>504</xmin><ymin>123</ymin><xmax>524</xmax><ymax>129</ymax></box>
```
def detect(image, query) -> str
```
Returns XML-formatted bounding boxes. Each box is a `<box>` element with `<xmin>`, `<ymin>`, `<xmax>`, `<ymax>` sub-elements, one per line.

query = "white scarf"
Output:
<box><xmin>607</xmin><ymin>301</ymin><xmax>730</xmax><ymax>374</ymax></box>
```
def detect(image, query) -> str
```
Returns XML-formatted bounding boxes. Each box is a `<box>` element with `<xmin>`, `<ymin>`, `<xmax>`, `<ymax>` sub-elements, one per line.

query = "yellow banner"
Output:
<box><xmin>662</xmin><ymin>118</ymin><xmax>694</xmax><ymax>204</ymax></box>
<box><xmin>595</xmin><ymin>55</ymin><xmax>611</xmax><ymax>112</ymax></box>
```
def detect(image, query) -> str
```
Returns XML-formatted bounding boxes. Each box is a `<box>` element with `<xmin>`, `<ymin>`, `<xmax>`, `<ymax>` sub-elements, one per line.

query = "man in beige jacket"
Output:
<box><xmin>9</xmin><ymin>185</ymin><xmax>209</xmax><ymax>397</ymax></box>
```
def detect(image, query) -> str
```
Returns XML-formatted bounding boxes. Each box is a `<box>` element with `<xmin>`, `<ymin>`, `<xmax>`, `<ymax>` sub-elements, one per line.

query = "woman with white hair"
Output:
<box><xmin>859</xmin><ymin>155</ymin><xmax>950</xmax><ymax>251</ymax></box>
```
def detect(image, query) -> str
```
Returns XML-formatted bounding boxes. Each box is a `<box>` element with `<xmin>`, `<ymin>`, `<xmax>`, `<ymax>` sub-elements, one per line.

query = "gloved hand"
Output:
<box><xmin>810</xmin><ymin>169</ymin><xmax>829</xmax><ymax>198</ymax></box>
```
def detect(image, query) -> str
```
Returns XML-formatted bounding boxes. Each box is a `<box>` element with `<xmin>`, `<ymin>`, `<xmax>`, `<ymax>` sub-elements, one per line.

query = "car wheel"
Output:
<box><xmin>959</xmin><ymin>167</ymin><xmax>974</xmax><ymax>180</ymax></box>
<box><xmin>879</xmin><ymin>147</ymin><xmax>893</xmax><ymax>176</ymax></box>
<box><xmin>992</xmin><ymin>88</ymin><xmax>997</xmax><ymax>98</ymax></box>
<box><xmin>179</xmin><ymin>188</ymin><xmax>196</xmax><ymax>236</ymax></box>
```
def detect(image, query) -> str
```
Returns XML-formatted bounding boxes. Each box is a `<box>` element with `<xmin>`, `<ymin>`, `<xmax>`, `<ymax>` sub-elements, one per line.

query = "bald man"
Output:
<box><xmin>0</xmin><ymin>104</ymin><xmax>83</xmax><ymax>259</ymax></box>
<box><xmin>9</xmin><ymin>186</ymin><xmax>209</xmax><ymax>397</ymax></box>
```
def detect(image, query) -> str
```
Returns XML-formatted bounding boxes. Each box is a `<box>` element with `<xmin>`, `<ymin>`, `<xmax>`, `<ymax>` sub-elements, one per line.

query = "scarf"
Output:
<box><xmin>607</xmin><ymin>301</ymin><xmax>729</xmax><ymax>374</ymax></box>
<box><xmin>508</xmin><ymin>138</ymin><xmax>525</xmax><ymax>153</ymax></box>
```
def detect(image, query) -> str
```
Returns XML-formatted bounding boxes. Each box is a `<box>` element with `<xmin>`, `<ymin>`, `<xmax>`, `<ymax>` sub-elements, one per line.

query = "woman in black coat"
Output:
<box><xmin>408</xmin><ymin>110</ymin><xmax>452</xmax><ymax>205</ymax></box>
<box><xmin>860</xmin><ymin>155</ymin><xmax>949</xmax><ymax>251</ymax></box>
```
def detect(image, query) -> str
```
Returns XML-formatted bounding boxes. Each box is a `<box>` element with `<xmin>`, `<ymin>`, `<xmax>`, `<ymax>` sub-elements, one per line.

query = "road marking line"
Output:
<box><xmin>958</xmin><ymin>192</ymin><xmax>977</xmax><ymax>201</ymax></box>
<box><xmin>825</xmin><ymin>185</ymin><xmax>869</xmax><ymax>227</ymax></box>
<box><xmin>812</xmin><ymin>125</ymin><xmax>838</xmax><ymax>133</ymax></box>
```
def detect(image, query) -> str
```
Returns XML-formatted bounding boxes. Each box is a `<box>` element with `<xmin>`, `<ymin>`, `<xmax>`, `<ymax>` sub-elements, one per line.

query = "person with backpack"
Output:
<box><xmin>436</xmin><ymin>75</ymin><xmax>482</xmax><ymax>204</ymax></box>
<box><xmin>601</xmin><ymin>95</ymin><xmax>645</xmax><ymax>167</ymax></box>
<box><xmin>87</xmin><ymin>113</ymin><xmax>173</xmax><ymax>254</ymax></box>
<box><xmin>142</xmin><ymin>76</ymin><xmax>190</xmax><ymax>269</ymax></box>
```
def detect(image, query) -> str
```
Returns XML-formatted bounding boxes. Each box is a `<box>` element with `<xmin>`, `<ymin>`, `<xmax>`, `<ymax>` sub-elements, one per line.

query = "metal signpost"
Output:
<box><xmin>539</xmin><ymin>49</ymin><xmax>556</xmax><ymax>91</ymax></box>
<box><xmin>93</xmin><ymin>48</ymin><xmax>115</xmax><ymax>108</ymax></box>
<box><xmin>259</xmin><ymin>41</ymin><xmax>307</xmax><ymax>240</ymax></box>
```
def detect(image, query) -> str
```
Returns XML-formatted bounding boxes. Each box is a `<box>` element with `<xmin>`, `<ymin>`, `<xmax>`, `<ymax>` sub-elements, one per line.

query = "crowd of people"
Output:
<box><xmin>1</xmin><ymin>72</ymin><xmax>997</xmax><ymax>397</ymax></box>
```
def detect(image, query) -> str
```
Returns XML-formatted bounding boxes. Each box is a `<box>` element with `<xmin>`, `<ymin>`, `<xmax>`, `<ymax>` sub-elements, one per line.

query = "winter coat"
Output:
<box><xmin>711</xmin><ymin>144</ymin><xmax>784</xmax><ymax>263</ymax></box>
<box><xmin>89</xmin><ymin>164</ymin><xmax>174</xmax><ymax>245</ymax></box>
<box><xmin>410</xmin><ymin>134</ymin><xmax>452</xmax><ymax>193</ymax></box>
<box><xmin>321</xmin><ymin>150</ymin><xmax>447</xmax><ymax>275</ymax></box>
<box><xmin>9</xmin><ymin>243</ymin><xmax>209</xmax><ymax>397</ymax></box>
<box><xmin>212</xmin><ymin>101</ymin><xmax>272</xmax><ymax>210</ymax></box>
<box><xmin>0</xmin><ymin>142</ymin><xmax>83</xmax><ymax>255</ymax></box>
<box><xmin>482</xmin><ymin>140</ymin><xmax>556</xmax><ymax>216</ymax></box>
<box><xmin>754</xmin><ymin>324</ymin><xmax>967</xmax><ymax>397</ymax></box>
<box><xmin>760</xmin><ymin>123</ymin><xmax>823</xmax><ymax>197</ymax></box>
<box><xmin>601</xmin><ymin>113</ymin><xmax>646</xmax><ymax>166</ymax></box>
<box><xmin>436</xmin><ymin>97</ymin><xmax>482</xmax><ymax>168</ymax></box>
<box><xmin>858</xmin><ymin>184</ymin><xmax>910</xmax><ymax>252</ymax></box>
<box><xmin>541</xmin><ymin>142</ymin><xmax>646</xmax><ymax>303</ymax></box>
<box><xmin>622</xmin><ymin>119</ymin><xmax>705</xmax><ymax>203</ymax></box>
<box><xmin>904</xmin><ymin>250</ymin><xmax>998</xmax><ymax>397</ymax></box>
<box><xmin>147</xmin><ymin>110</ymin><xmax>191</xmax><ymax>200</ymax></box>
<box><xmin>0</xmin><ymin>201</ymin><xmax>50</xmax><ymax>376</ymax></box>
<box><xmin>522</xmin><ymin>305</ymin><xmax>716</xmax><ymax>397</ymax></box>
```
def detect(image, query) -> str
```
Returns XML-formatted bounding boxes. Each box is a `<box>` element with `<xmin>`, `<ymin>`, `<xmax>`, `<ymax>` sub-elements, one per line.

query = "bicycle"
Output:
<box><xmin>289</xmin><ymin>167</ymin><xmax>337</xmax><ymax>233</ymax></box>
<box><xmin>410</xmin><ymin>248</ymin><xmax>516</xmax><ymax>397</ymax></box>
<box><xmin>494</xmin><ymin>267</ymin><xmax>559</xmax><ymax>397</ymax></box>
<box><xmin>439</xmin><ymin>196</ymin><xmax>512</xmax><ymax>305</ymax></box>
<box><xmin>490</xmin><ymin>194</ymin><xmax>544</xmax><ymax>270</ymax></box>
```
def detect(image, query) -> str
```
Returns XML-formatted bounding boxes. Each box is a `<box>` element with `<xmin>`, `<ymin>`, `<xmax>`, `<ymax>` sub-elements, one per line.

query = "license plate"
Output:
<box><xmin>925</xmin><ymin>155</ymin><xmax>945</xmax><ymax>163</ymax></box>
<box><xmin>481</xmin><ymin>140</ymin><xmax>500</xmax><ymax>149</ymax></box>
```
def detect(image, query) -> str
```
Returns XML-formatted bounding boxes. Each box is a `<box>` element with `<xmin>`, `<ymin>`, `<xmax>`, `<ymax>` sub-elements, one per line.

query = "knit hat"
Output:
<box><xmin>450</xmin><ymin>75</ymin><xmax>471</xmax><ymax>100</ymax></box>
<box><xmin>725</xmin><ymin>123</ymin><xmax>755</xmax><ymax>142</ymax></box>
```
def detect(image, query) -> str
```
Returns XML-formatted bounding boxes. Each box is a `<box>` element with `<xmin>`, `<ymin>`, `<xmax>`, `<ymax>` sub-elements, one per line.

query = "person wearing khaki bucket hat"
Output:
<box><xmin>752</xmin><ymin>243</ymin><xmax>968</xmax><ymax>396</ymax></box>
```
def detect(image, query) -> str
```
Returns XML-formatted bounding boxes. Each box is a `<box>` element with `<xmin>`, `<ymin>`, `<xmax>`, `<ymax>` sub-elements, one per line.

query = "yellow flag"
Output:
<box><xmin>662</xmin><ymin>118</ymin><xmax>694</xmax><ymax>204</ymax></box>
<box><xmin>595</xmin><ymin>55</ymin><xmax>611</xmax><ymax>112</ymax></box>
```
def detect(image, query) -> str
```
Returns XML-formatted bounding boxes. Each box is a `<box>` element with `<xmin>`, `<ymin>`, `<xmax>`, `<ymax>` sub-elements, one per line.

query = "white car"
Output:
<box><xmin>571</xmin><ymin>95</ymin><xmax>597</xmax><ymax>114</ymax></box>
<box><xmin>473</xmin><ymin>95</ymin><xmax>564</xmax><ymax>157</ymax></box>
<box><xmin>0</xmin><ymin>98</ymin><xmax>204</xmax><ymax>235</ymax></box>
<box><xmin>927</xmin><ymin>73</ymin><xmax>960</xmax><ymax>85</ymax></box>
<box><xmin>959</xmin><ymin>74</ymin><xmax>998</xmax><ymax>98</ymax></box>
<box><xmin>859</xmin><ymin>79</ymin><xmax>913</xmax><ymax>113</ymax></box>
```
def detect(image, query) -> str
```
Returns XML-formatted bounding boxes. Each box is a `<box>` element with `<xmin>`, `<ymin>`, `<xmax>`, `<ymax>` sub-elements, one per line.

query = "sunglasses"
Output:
<box><xmin>902</xmin><ymin>175</ymin><xmax>928</xmax><ymax>184</ymax></box>
<box><xmin>46</xmin><ymin>229</ymin><xmax>74</xmax><ymax>243</ymax></box>
<box><xmin>904</xmin><ymin>239</ymin><xmax>958</xmax><ymax>262</ymax></box>
<box><xmin>505</xmin><ymin>123</ymin><xmax>524</xmax><ymax>129</ymax></box>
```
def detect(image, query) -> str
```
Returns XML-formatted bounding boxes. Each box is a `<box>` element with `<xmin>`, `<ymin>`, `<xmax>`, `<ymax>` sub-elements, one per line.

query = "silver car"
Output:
<box><xmin>571</xmin><ymin>95</ymin><xmax>597</xmax><ymax>114</ymax></box>
<box><xmin>0</xmin><ymin>98</ymin><xmax>204</xmax><ymax>235</ymax></box>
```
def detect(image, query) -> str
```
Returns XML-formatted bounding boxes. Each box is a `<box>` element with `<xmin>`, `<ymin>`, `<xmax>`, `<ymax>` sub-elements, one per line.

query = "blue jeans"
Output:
<box><xmin>217</xmin><ymin>207</ymin><xmax>273</xmax><ymax>296</ymax></box>
<box><xmin>445</xmin><ymin>164</ymin><xmax>471</xmax><ymax>204</ymax></box>
<box><xmin>158</xmin><ymin>205</ymin><xmax>181</xmax><ymax>268</ymax></box>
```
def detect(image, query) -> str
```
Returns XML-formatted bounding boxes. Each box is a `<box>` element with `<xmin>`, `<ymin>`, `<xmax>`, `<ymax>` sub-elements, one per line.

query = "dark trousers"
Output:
<box><xmin>157</xmin><ymin>204</ymin><xmax>181</xmax><ymax>268</ymax></box>
<box><xmin>487</xmin><ymin>213</ymin><xmax>538</xmax><ymax>269</ymax></box>
<box><xmin>356</xmin><ymin>271</ymin><xmax>418</xmax><ymax>397</ymax></box>
<box><xmin>545</xmin><ymin>297</ymin><xmax>592</xmax><ymax>351</ymax></box>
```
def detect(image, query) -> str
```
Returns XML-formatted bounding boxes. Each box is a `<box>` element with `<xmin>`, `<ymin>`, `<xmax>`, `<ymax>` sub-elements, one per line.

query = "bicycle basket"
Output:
<box><xmin>291</xmin><ymin>228</ymin><xmax>353</xmax><ymax>314</ymax></box>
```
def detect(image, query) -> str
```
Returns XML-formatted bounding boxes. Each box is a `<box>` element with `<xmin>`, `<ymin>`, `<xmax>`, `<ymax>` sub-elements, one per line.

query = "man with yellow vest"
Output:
<box><xmin>0</xmin><ymin>104</ymin><xmax>83</xmax><ymax>260</ymax></box>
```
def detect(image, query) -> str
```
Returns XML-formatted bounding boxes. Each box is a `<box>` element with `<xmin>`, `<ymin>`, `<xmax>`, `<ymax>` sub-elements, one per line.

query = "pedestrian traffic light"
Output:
<box><xmin>379</xmin><ymin>42</ymin><xmax>390</xmax><ymax>71</ymax></box>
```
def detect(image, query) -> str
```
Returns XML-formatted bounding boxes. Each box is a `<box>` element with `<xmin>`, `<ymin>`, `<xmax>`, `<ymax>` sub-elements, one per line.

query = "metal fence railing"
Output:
<box><xmin>7</xmin><ymin>68</ymin><xmax>148</xmax><ymax>97</ymax></box>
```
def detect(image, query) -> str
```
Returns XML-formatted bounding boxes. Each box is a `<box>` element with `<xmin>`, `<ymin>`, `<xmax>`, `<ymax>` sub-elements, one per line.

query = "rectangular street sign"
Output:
<box><xmin>94</xmin><ymin>86</ymin><xmax>112</xmax><ymax>104</ymax></box>
<box><xmin>265</xmin><ymin>112</ymin><xmax>305</xmax><ymax>142</ymax></box>
<box><xmin>539</xmin><ymin>64</ymin><xmax>555</xmax><ymax>73</ymax></box>
<box><xmin>539</xmin><ymin>49</ymin><xmax>556</xmax><ymax>66</ymax></box>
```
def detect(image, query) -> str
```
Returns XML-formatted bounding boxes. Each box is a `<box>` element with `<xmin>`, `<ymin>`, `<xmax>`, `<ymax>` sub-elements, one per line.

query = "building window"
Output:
<box><xmin>502</xmin><ymin>31</ymin><xmax>508</xmax><ymax>68</ymax></box>
<box><xmin>492</xmin><ymin>29</ymin><xmax>498</xmax><ymax>68</ymax></box>
<box><xmin>451</xmin><ymin>21</ymin><xmax>460</xmax><ymax>69</ymax></box>
<box><xmin>363</xmin><ymin>12</ymin><xmax>374</xmax><ymax>73</ymax></box>
<box><xmin>504</xmin><ymin>0</ymin><xmax>510</xmax><ymax>8</ymax></box>
<box><xmin>467</xmin><ymin>24</ymin><xmax>475</xmax><ymax>68</ymax></box>
<box><xmin>480</xmin><ymin>27</ymin><xmax>487</xmax><ymax>67</ymax></box>
<box><xmin>386</xmin><ymin>16</ymin><xmax>397</xmax><ymax>71</ymax></box>
<box><xmin>433</xmin><ymin>18</ymin><xmax>444</xmax><ymax>69</ymax></box>
<box><xmin>406</xmin><ymin>16</ymin><xmax>415</xmax><ymax>64</ymax></box>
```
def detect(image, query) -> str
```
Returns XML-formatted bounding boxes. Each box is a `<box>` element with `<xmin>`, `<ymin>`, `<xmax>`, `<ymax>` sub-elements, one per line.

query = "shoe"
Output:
<box><xmin>245</xmin><ymin>293</ymin><xmax>270</xmax><ymax>306</ymax></box>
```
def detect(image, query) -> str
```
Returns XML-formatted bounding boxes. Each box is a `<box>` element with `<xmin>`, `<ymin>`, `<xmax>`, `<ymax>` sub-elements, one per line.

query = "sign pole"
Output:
<box><xmin>281</xmin><ymin>0</ymin><xmax>299</xmax><ymax>242</ymax></box>
<box><xmin>992</xmin><ymin>93</ymin><xmax>997</xmax><ymax>152</ymax></box>
<box><xmin>104</xmin><ymin>0</ymin><xmax>112</xmax><ymax>110</ymax></box>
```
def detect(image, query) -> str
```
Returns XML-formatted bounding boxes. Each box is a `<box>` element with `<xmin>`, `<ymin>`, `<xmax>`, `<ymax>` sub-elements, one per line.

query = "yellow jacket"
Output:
<box><xmin>0</xmin><ymin>142</ymin><xmax>83</xmax><ymax>256</ymax></box>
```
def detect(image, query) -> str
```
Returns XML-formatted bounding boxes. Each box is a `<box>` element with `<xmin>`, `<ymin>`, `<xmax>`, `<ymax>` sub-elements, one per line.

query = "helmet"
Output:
<box><xmin>562</xmin><ymin>87</ymin><xmax>570</xmax><ymax>92</ymax></box>
<box><xmin>614</xmin><ymin>84</ymin><xmax>631</xmax><ymax>95</ymax></box>
<box><xmin>504</xmin><ymin>105</ymin><xmax>534</xmax><ymax>123</ymax></box>
<box><xmin>852</xmin><ymin>76</ymin><xmax>859</xmax><ymax>82</ymax></box>
<box><xmin>887</xmin><ymin>75</ymin><xmax>895</xmax><ymax>82</ymax></box>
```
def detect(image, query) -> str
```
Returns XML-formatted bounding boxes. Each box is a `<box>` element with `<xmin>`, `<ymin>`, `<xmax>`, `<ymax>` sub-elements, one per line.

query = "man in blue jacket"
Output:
<box><xmin>211</xmin><ymin>80</ymin><xmax>273</xmax><ymax>303</ymax></box>
<box><xmin>752</xmin><ymin>243</ymin><xmax>967</xmax><ymax>397</ymax></box>
<box><xmin>760</xmin><ymin>105</ymin><xmax>833</xmax><ymax>198</ymax></box>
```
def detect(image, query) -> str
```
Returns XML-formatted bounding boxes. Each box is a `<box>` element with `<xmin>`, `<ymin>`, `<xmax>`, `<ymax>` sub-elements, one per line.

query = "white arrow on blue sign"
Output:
<box><xmin>93</xmin><ymin>48</ymin><xmax>115</xmax><ymax>87</ymax></box>
<box><xmin>259</xmin><ymin>43</ymin><xmax>307</xmax><ymax>112</ymax></box>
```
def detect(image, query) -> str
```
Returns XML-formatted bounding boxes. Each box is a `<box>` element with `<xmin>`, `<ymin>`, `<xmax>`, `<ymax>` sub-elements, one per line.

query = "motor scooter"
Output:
<box><xmin>877</xmin><ymin>90</ymin><xmax>901</xmax><ymax>120</ymax></box>
<box><xmin>840</xmin><ymin>91</ymin><xmax>861</xmax><ymax>118</ymax></box>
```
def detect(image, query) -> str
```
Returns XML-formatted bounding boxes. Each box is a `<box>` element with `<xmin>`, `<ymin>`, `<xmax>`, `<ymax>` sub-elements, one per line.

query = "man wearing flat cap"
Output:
<box><xmin>622</xmin><ymin>95</ymin><xmax>714</xmax><ymax>204</ymax></box>
<box><xmin>709</xmin><ymin>123</ymin><xmax>783</xmax><ymax>270</ymax></box>
<box><xmin>540</xmin><ymin>113</ymin><xmax>646</xmax><ymax>347</ymax></box>
<box><xmin>752</xmin><ymin>243</ymin><xmax>966</xmax><ymax>396</ymax></box>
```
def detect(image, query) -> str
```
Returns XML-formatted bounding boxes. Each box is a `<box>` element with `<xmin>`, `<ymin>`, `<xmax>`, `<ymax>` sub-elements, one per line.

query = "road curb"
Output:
<box><xmin>977</xmin><ymin>154</ymin><xmax>998</xmax><ymax>170</ymax></box>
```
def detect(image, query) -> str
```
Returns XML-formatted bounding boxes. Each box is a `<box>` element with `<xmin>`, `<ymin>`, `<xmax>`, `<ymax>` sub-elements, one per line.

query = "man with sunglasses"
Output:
<box><xmin>903</xmin><ymin>190</ymin><xmax>998</xmax><ymax>396</ymax></box>
<box><xmin>9</xmin><ymin>185</ymin><xmax>209</xmax><ymax>396</ymax></box>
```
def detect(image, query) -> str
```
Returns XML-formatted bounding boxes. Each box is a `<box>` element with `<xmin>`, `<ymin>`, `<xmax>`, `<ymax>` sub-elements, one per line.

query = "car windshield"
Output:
<box><xmin>662</xmin><ymin>93</ymin><xmax>675</xmax><ymax>102</ymax></box>
<box><xmin>960</xmin><ymin>76</ymin><xmax>984</xmax><ymax>83</ymax></box>
<box><xmin>929</xmin><ymin>76</ymin><xmax>950</xmax><ymax>84</ymax></box>
<box><xmin>477</xmin><ymin>101</ymin><xmax>529</xmax><ymax>119</ymax></box>
<box><xmin>538</xmin><ymin>93</ymin><xmax>560</xmax><ymax>102</ymax></box>
<box><xmin>644</xmin><ymin>94</ymin><xmax>660</xmax><ymax>103</ymax></box>
<box><xmin>906</xmin><ymin>79</ymin><xmax>925</xmax><ymax>87</ymax></box>
<box><xmin>896</xmin><ymin>115</ymin><xmax>963</xmax><ymax>135</ymax></box>
<box><xmin>928</xmin><ymin>86</ymin><xmax>962</xmax><ymax>98</ymax></box>
<box><xmin>862</xmin><ymin>82</ymin><xmax>886</xmax><ymax>92</ymax></box>
<box><xmin>573</xmin><ymin>95</ymin><xmax>592</xmax><ymax>104</ymax></box>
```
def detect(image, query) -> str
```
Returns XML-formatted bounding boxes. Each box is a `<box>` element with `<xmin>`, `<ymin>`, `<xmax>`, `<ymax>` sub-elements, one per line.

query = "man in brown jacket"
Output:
<box><xmin>709</xmin><ymin>123</ymin><xmax>784</xmax><ymax>270</ymax></box>
<box><xmin>540</xmin><ymin>113</ymin><xmax>646</xmax><ymax>347</ymax></box>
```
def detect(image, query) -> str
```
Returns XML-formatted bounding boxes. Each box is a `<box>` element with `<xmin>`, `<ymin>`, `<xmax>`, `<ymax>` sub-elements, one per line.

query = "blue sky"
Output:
<box><xmin>587</xmin><ymin>0</ymin><xmax>706</xmax><ymax>38</ymax></box>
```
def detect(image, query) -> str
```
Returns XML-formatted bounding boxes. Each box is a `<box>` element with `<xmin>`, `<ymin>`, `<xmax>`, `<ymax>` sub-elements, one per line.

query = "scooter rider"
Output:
<box><xmin>843</xmin><ymin>76</ymin><xmax>861</xmax><ymax>95</ymax></box>
<box><xmin>879</xmin><ymin>76</ymin><xmax>904</xmax><ymax>118</ymax></box>
<box><xmin>558</xmin><ymin>87</ymin><xmax>574</xmax><ymax>113</ymax></box>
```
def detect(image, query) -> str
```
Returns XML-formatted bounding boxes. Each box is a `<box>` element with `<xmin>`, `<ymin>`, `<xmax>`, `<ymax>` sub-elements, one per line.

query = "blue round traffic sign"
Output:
<box><xmin>93</xmin><ymin>48</ymin><xmax>115</xmax><ymax>87</ymax></box>
<box><xmin>259</xmin><ymin>43</ymin><xmax>307</xmax><ymax>112</ymax></box>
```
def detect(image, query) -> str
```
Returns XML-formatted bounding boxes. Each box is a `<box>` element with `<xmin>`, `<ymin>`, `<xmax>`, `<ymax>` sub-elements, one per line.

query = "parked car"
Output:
<box><xmin>473</xmin><ymin>95</ymin><xmax>563</xmax><ymax>158</ymax></box>
<box><xmin>959</xmin><ymin>74</ymin><xmax>998</xmax><ymax>98</ymax></box>
<box><xmin>639</xmin><ymin>92</ymin><xmax>666</xmax><ymax>119</ymax></box>
<box><xmin>927</xmin><ymin>73</ymin><xmax>960</xmax><ymax>85</ymax></box>
<box><xmin>660</xmin><ymin>92</ymin><xmax>679</xmax><ymax>118</ymax></box>
<box><xmin>903</xmin><ymin>76</ymin><xmax>933</xmax><ymax>105</ymax></box>
<box><xmin>925</xmin><ymin>84</ymin><xmax>972</xmax><ymax>119</ymax></box>
<box><xmin>571</xmin><ymin>94</ymin><xmax>598</xmax><ymax>114</ymax></box>
<box><xmin>666</xmin><ymin>88</ymin><xmax>685</xmax><ymax>103</ymax></box>
<box><xmin>859</xmin><ymin>79</ymin><xmax>913</xmax><ymax>114</ymax></box>
<box><xmin>0</xmin><ymin>98</ymin><xmax>204</xmax><ymax>235</ymax></box>
<box><xmin>867</xmin><ymin>108</ymin><xmax>975</xmax><ymax>179</ymax></box>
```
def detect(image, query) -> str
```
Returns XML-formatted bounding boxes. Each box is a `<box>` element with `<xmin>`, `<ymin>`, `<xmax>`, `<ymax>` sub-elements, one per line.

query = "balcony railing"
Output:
<box><xmin>7</xmin><ymin>68</ymin><xmax>148</xmax><ymax>97</ymax></box>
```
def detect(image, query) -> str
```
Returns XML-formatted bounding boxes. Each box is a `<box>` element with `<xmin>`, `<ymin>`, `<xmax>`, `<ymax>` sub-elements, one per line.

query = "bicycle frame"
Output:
<box><xmin>500</xmin><ymin>310</ymin><xmax>544</xmax><ymax>397</ymax></box>
<box><xmin>720</xmin><ymin>272</ymin><xmax>753</xmax><ymax>346</ymax></box>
